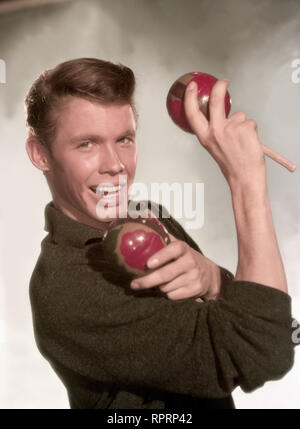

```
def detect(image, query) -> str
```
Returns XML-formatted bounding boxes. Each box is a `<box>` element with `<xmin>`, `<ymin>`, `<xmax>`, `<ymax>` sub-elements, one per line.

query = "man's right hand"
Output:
<box><xmin>184</xmin><ymin>79</ymin><xmax>266</xmax><ymax>189</ymax></box>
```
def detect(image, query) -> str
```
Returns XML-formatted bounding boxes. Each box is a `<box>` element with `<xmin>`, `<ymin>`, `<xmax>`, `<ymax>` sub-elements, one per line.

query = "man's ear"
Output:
<box><xmin>26</xmin><ymin>137</ymin><xmax>51</xmax><ymax>172</ymax></box>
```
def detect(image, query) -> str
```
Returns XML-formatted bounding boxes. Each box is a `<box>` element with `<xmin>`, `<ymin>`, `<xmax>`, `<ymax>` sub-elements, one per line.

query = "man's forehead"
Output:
<box><xmin>56</xmin><ymin>98</ymin><xmax>137</xmax><ymax>139</ymax></box>
<box><xmin>62</xmin><ymin>96</ymin><xmax>134</xmax><ymax>115</ymax></box>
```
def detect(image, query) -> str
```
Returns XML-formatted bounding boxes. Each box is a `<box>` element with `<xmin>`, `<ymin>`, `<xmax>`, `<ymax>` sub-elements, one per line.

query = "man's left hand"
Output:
<box><xmin>130</xmin><ymin>233</ymin><xmax>221</xmax><ymax>301</ymax></box>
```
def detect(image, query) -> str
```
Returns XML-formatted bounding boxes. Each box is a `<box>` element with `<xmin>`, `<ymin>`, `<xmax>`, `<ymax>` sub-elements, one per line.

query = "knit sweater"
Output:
<box><xmin>29</xmin><ymin>201</ymin><xmax>295</xmax><ymax>409</ymax></box>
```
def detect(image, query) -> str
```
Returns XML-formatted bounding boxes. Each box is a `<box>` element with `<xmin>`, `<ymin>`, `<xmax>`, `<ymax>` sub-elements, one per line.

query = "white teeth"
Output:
<box><xmin>94</xmin><ymin>185</ymin><xmax>122</xmax><ymax>194</ymax></box>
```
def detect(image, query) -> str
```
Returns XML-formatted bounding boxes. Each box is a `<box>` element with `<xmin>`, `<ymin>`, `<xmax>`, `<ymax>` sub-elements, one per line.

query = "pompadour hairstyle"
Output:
<box><xmin>25</xmin><ymin>58</ymin><xmax>136</xmax><ymax>148</ymax></box>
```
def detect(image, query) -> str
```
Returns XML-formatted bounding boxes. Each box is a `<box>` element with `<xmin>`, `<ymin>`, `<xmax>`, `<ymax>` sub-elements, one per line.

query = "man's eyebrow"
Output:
<box><xmin>116</xmin><ymin>129</ymin><xmax>136</xmax><ymax>140</ymax></box>
<box><xmin>70</xmin><ymin>134</ymin><xmax>101</xmax><ymax>144</ymax></box>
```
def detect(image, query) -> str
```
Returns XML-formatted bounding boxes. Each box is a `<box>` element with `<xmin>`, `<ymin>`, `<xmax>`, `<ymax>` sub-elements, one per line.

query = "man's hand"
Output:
<box><xmin>184</xmin><ymin>79</ymin><xmax>288</xmax><ymax>294</ymax></box>
<box><xmin>184</xmin><ymin>79</ymin><xmax>266</xmax><ymax>188</ymax></box>
<box><xmin>130</xmin><ymin>232</ymin><xmax>221</xmax><ymax>301</ymax></box>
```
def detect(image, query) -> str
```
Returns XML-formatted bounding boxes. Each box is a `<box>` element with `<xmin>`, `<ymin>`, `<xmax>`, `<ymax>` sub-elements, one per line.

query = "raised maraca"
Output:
<box><xmin>167</xmin><ymin>72</ymin><xmax>231</xmax><ymax>133</ymax></box>
<box><xmin>102</xmin><ymin>215</ymin><xmax>170</xmax><ymax>277</ymax></box>
<box><xmin>166</xmin><ymin>72</ymin><xmax>296</xmax><ymax>172</ymax></box>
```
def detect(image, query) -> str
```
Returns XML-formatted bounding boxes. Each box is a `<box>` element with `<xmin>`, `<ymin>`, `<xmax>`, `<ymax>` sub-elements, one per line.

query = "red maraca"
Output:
<box><xmin>166</xmin><ymin>72</ymin><xmax>231</xmax><ymax>133</ymax></box>
<box><xmin>166</xmin><ymin>72</ymin><xmax>296</xmax><ymax>172</ymax></box>
<box><xmin>102</xmin><ymin>215</ymin><xmax>170</xmax><ymax>277</ymax></box>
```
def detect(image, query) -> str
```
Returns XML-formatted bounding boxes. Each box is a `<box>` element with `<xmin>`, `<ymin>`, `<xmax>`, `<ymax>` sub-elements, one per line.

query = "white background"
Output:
<box><xmin>0</xmin><ymin>0</ymin><xmax>299</xmax><ymax>408</ymax></box>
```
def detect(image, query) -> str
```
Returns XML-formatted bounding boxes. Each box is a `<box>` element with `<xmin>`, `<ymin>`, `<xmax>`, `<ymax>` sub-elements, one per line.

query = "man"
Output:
<box><xmin>26</xmin><ymin>58</ymin><xmax>296</xmax><ymax>409</ymax></box>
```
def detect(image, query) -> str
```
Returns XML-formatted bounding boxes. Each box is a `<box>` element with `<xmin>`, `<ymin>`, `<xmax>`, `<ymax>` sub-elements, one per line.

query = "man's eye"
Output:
<box><xmin>119</xmin><ymin>137</ymin><xmax>133</xmax><ymax>144</ymax></box>
<box><xmin>78</xmin><ymin>141</ymin><xmax>93</xmax><ymax>149</ymax></box>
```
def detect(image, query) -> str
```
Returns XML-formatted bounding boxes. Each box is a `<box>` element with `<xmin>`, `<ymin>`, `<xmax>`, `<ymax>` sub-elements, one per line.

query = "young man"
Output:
<box><xmin>26</xmin><ymin>58</ymin><xmax>295</xmax><ymax>409</ymax></box>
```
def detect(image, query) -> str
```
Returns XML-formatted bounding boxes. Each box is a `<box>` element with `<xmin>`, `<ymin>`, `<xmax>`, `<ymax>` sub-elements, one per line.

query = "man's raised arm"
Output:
<box><xmin>184</xmin><ymin>79</ymin><xmax>287</xmax><ymax>294</ymax></box>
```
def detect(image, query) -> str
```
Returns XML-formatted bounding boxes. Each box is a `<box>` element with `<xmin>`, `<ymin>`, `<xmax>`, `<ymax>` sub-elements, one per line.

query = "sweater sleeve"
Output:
<box><xmin>30</xmin><ymin>258</ymin><xmax>295</xmax><ymax>399</ymax></box>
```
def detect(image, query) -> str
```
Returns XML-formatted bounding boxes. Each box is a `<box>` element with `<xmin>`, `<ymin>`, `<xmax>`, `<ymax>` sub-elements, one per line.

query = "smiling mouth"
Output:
<box><xmin>89</xmin><ymin>184</ymin><xmax>126</xmax><ymax>197</ymax></box>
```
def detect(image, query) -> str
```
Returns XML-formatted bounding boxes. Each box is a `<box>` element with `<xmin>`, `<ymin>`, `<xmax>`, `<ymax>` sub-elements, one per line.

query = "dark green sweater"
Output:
<box><xmin>29</xmin><ymin>201</ymin><xmax>295</xmax><ymax>409</ymax></box>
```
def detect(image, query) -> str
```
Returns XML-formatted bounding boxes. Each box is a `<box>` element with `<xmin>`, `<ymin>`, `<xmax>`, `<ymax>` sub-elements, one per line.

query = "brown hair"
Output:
<box><xmin>25</xmin><ymin>58</ymin><xmax>137</xmax><ymax>149</ymax></box>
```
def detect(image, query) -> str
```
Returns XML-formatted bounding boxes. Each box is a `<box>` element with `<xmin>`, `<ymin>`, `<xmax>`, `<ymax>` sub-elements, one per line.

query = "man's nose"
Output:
<box><xmin>99</xmin><ymin>144</ymin><xmax>125</xmax><ymax>174</ymax></box>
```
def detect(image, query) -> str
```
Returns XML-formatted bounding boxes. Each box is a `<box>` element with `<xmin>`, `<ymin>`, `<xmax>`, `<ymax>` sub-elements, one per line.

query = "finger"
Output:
<box><xmin>160</xmin><ymin>265</ymin><xmax>201</xmax><ymax>294</ymax></box>
<box><xmin>132</xmin><ymin>254</ymin><xmax>189</xmax><ymax>290</ymax></box>
<box><xmin>227</xmin><ymin>111</ymin><xmax>246</xmax><ymax>123</ymax></box>
<box><xmin>209</xmin><ymin>79</ymin><xmax>230</xmax><ymax>127</ymax></box>
<box><xmin>165</xmin><ymin>285</ymin><xmax>202</xmax><ymax>301</ymax></box>
<box><xmin>146</xmin><ymin>240</ymin><xmax>187</xmax><ymax>269</ymax></box>
<box><xmin>184</xmin><ymin>80</ymin><xmax>209</xmax><ymax>141</ymax></box>
<box><xmin>159</xmin><ymin>271</ymin><xmax>193</xmax><ymax>293</ymax></box>
<box><xmin>246</xmin><ymin>119</ymin><xmax>258</xmax><ymax>131</ymax></box>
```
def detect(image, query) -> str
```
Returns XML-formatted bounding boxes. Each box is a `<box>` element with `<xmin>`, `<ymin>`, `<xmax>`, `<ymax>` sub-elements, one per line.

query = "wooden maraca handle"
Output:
<box><xmin>260</xmin><ymin>142</ymin><xmax>296</xmax><ymax>172</ymax></box>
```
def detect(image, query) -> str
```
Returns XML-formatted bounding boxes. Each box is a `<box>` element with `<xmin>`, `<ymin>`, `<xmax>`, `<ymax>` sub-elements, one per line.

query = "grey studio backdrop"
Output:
<box><xmin>0</xmin><ymin>0</ymin><xmax>299</xmax><ymax>409</ymax></box>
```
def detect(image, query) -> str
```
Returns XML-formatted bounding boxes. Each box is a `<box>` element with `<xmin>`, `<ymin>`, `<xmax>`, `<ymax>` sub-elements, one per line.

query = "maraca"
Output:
<box><xmin>102</xmin><ymin>215</ymin><xmax>170</xmax><ymax>277</ymax></box>
<box><xmin>167</xmin><ymin>72</ymin><xmax>231</xmax><ymax>133</ymax></box>
<box><xmin>166</xmin><ymin>72</ymin><xmax>296</xmax><ymax>172</ymax></box>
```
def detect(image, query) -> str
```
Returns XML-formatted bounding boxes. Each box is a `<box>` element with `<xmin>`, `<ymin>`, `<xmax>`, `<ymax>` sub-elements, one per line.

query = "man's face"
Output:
<box><xmin>45</xmin><ymin>97</ymin><xmax>138</xmax><ymax>230</ymax></box>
